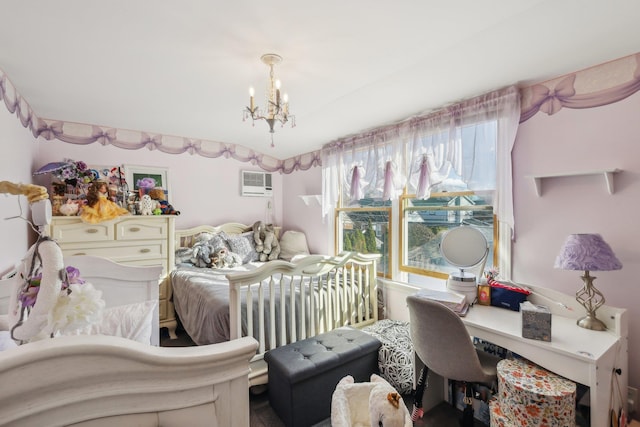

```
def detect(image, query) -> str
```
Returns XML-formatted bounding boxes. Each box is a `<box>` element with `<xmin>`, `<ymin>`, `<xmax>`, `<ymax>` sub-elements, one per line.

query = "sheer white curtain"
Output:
<box><xmin>406</xmin><ymin>86</ymin><xmax>520</xmax><ymax>230</ymax></box>
<box><xmin>321</xmin><ymin>85</ymin><xmax>520</xmax><ymax>231</ymax></box>
<box><xmin>321</xmin><ymin>128</ymin><xmax>407</xmax><ymax>215</ymax></box>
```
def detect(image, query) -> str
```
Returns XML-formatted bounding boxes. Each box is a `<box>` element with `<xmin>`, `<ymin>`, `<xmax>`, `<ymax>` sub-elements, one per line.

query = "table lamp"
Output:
<box><xmin>554</xmin><ymin>234</ymin><xmax>622</xmax><ymax>331</ymax></box>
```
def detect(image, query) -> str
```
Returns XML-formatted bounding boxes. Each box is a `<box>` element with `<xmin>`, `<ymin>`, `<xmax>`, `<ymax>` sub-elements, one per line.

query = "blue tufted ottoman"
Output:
<box><xmin>264</xmin><ymin>326</ymin><xmax>381</xmax><ymax>427</ymax></box>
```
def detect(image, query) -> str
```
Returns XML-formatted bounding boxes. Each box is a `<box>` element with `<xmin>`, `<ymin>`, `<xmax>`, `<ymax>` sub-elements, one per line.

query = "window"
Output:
<box><xmin>325</xmin><ymin>86</ymin><xmax>520</xmax><ymax>282</ymax></box>
<box><xmin>400</xmin><ymin>192</ymin><xmax>495</xmax><ymax>279</ymax></box>
<box><xmin>336</xmin><ymin>200</ymin><xmax>391</xmax><ymax>278</ymax></box>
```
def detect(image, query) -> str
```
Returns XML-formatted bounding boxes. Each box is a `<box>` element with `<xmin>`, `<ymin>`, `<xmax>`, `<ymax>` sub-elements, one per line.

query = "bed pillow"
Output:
<box><xmin>89</xmin><ymin>300</ymin><xmax>157</xmax><ymax>344</ymax></box>
<box><xmin>224</xmin><ymin>231</ymin><xmax>259</xmax><ymax>264</ymax></box>
<box><xmin>279</xmin><ymin>230</ymin><xmax>310</xmax><ymax>261</ymax></box>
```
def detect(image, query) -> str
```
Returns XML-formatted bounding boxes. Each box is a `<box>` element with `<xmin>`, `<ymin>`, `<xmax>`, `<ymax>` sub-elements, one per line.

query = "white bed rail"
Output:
<box><xmin>0</xmin><ymin>335</ymin><xmax>258</xmax><ymax>427</ymax></box>
<box><xmin>226</xmin><ymin>251</ymin><xmax>379</xmax><ymax>384</ymax></box>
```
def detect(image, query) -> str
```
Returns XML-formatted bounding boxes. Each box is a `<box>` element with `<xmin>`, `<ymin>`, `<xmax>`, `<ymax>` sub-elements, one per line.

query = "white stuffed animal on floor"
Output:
<box><xmin>331</xmin><ymin>374</ymin><xmax>411</xmax><ymax>427</ymax></box>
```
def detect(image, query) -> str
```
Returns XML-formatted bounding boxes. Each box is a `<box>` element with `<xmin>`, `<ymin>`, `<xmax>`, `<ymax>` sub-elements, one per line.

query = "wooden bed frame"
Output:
<box><xmin>0</xmin><ymin>255</ymin><xmax>258</xmax><ymax>427</ymax></box>
<box><xmin>173</xmin><ymin>223</ymin><xmax>380</xmax><ymax>386</ymax></box>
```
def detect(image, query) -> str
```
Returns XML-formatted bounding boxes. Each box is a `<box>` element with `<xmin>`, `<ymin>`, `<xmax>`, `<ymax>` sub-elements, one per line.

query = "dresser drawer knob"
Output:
<box><xmin>86</xmin><ymin>229</ymin><xmax>99</xmax><ymax>234</ymax></box>
<box><xmin>73</xmin><ymin>252</ymin><xmax>87</xmax><ymax>256</ymax></box>
<box><xmin>130</xmin><ymin>227</ymin><xmax>141</xmax><ymax>232</ymax></box>
<box><xmin>140</xmin><ymin>248</ymin><xmax>151</xmax><ymax>253</ymax></box>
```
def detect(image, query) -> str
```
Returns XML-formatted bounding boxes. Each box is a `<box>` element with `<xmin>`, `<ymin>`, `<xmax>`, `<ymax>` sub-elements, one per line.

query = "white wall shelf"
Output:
<box><xmin>527</xmin><ymin>168</ymin><xmax>621</xmax><ymax>196</ymax></box>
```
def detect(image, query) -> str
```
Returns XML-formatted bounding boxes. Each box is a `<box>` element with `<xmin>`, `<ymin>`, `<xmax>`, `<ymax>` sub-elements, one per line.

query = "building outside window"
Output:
<box><xmin>400</xmin><ymin>192</ymin><xmax>495</xmax><ymax>279</ymax></box>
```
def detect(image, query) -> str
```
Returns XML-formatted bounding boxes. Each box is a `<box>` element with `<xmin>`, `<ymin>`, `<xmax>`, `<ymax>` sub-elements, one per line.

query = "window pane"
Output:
<box><xmin>337</xmin><ymin>203</ymin><xmax>391</xmax><ymax>277</ymax></box>
<box><xmin>402</xmin><ymin>194</ymin><xmax>494</xmax><ymax>277</ymax></box>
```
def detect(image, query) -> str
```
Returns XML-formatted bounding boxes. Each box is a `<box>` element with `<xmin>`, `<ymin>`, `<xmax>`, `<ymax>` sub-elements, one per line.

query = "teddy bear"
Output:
<box><xmin>148</xmin><ymin>187</ymin><xmax>180</xmax><ymax>215</ymax></box>
<box><xmin>331</xmin><ymin>374</ymin><xmax>411</xmax><ymax>427</ymax></box>
<box><xmin>252</xmin><ymin>221</ymin><xmax>281</xmax><ymax>262</ymax></box>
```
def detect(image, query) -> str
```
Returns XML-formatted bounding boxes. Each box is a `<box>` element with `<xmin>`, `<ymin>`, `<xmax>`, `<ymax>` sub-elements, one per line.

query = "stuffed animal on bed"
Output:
<box><xmin>253</xmin><ymin>221</ymin><xmax>267</xmax><ymax>252</ymax></box>
<box><xmin>190</xmin><ymin>237</ymin><xmax>214</xmax><ymax>268</ymax></box>
<box><xmin>209</xmin><ymin>248</ymin><xmax>243</xmax><ymax>269</ymax></box>
<box><xmin>261</xmin><ymin>223</ymin><xmax>281</xmax><ymax>261</ymax></box>
<box><xmin>252</xmin><ymin>221</ymin><xmax>281</xmax><ymax>262</ymax></box>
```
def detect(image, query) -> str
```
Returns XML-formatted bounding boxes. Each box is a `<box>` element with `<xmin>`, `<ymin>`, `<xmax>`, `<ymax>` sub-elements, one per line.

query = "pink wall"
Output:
<box><xmin>0</xmin><ymin>105</ymin><xmax>38</xmax><ymax>275</ymax></box>
<box><xmin>282</xmin><ymin>167</ymin><xmax>328</xmax><ymax>255</ymax></box>
<box><xmin>512</xmin><ymin>92</ymin><xmax>640</xmax><ymax>390</ymax></box>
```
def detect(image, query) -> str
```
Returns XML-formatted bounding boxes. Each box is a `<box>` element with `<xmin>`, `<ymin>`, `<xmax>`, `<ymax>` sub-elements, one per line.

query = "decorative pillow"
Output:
<box><xmin>224</xmin><ymin>231</ymin><xmax>259</xmax><ymax>264</ymax></box>
<box><xmin>89</xmin><ymin>300</ymin><xmax>157</xmax><ymax>344</ymax></box>
<box><xmin>279</xmin><ymin>230</ymin><xmax>310</xmax><ymax>261</ymax></box>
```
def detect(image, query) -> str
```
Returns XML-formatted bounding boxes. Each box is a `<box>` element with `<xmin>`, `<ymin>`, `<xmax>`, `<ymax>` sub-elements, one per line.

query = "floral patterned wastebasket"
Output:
<box><xmin>490</xmin><ymin>358</ymin><xmax>576</xmax><ymax>427</ymax></box>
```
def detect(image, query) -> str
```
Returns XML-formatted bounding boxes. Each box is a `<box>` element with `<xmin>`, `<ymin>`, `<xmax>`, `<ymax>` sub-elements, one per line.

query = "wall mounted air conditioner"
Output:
<box><xmin>241</xmin><ymin>170</ymin><xmax>273</xmax><ymax>197</ymax></box>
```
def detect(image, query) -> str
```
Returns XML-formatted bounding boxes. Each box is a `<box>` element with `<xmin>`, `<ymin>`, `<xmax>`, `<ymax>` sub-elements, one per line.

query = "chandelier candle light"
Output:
<box><xmin>554</xmin><ymin>233</ymin><xmax>622</xmax><ymax>331</ymax></box>
<box><xmin>244</xmin><ymin>53</ymin><xmax>295</xmax><ymax>147</ymax></box>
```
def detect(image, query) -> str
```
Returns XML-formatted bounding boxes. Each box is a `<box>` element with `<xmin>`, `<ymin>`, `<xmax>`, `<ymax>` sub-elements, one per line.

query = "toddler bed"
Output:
<box><xmin>172</xmin><ymin>223</ymin><xmax>380</xmax><ymax>385</ymax></box>
<box><xmin>0</xmin><ymin>255</ymin><xmax>258</xmax><ymax>427</ymax></box>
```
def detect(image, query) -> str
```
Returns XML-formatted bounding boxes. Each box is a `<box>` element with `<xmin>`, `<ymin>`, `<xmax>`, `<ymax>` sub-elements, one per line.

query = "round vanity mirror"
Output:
<box><xmin>440</xmin><ymin>226</ymin><xmax>488</xmax><ymax>269</ymax></box>
<box><xmin>441</xmin><ymin>226</ymin><xmax>489</xmax><ymax>305</ymax></box>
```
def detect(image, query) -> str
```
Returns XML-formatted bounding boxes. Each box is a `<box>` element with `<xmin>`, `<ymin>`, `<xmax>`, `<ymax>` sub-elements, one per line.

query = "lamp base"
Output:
<box><xmin>576</xmin><ymin>315</ymin><xmax>607</xmax><ymax>331</ymax></box>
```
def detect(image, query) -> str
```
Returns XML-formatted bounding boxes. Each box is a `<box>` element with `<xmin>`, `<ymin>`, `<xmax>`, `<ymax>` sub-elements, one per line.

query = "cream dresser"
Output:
<box><xmin>45</xmin><ymin>215</ymin><xmax>177</xmax><ymax>338</ymax></box>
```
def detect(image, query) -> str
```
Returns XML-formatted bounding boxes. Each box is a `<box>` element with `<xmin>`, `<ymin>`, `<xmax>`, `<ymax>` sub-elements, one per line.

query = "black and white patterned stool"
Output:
<box><xmin>362</xmin><ymin>319</ymin><xmax>414</xmax><ymax>394</ymax></box>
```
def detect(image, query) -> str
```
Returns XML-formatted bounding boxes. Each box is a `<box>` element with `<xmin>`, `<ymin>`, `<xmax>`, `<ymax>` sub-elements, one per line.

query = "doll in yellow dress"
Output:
<box><xmin>81</xmin><ymin>181</ymin><xmax>129</xmax><ymax>223</ymax></box>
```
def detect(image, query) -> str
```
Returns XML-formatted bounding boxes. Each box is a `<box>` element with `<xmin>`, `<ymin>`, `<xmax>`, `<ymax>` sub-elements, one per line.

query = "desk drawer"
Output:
<box><xmin>117</xmin><ymin>219</ymin><xmax>167</xmax><ymax>241</ymax></box>
<box><xmin>60</xmin><ymin>241</ymin><xmax>166</xmax><ymax>263</ymax></box>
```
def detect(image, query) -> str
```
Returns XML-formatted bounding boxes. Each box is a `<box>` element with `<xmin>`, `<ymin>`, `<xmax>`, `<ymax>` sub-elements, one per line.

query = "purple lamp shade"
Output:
<box><xmin>554</xmin><ymin>234</ymin><xmax>622</xmax><ymax>271</ymax></box>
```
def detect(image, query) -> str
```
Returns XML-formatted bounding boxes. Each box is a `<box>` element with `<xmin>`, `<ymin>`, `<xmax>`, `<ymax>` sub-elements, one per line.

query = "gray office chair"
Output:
<box><xmin>406</xmin><ymin>294</ymin><xmax>500</xmax><ymax>425</ymax></box>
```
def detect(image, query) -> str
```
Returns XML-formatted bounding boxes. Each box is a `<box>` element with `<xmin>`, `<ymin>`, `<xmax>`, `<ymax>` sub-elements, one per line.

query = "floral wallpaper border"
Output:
<box><xmin>2</xmin><ymin>52</ymin><xmax>639</xmax><ymax>173</ymax></box>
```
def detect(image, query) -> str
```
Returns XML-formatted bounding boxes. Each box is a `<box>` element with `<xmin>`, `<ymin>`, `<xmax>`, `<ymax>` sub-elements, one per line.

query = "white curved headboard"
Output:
<box><xmin>174</xmin><ymin>222</ymin><xmax>252</xmax><ymax>248</ymax></box>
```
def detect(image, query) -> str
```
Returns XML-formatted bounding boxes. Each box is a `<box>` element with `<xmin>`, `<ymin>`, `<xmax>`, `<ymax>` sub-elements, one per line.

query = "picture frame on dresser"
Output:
<box><xmin>124</xmin><ymin>164</ymin><xmax>170</xmax><ymax>194</ymax></box>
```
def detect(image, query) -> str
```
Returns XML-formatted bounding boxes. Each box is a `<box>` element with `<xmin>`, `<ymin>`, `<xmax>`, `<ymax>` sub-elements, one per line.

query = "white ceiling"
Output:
<box><xmin>2</xmin><ymin>1</ymin><xmax>640</xmax><ymax>160</ymax></box>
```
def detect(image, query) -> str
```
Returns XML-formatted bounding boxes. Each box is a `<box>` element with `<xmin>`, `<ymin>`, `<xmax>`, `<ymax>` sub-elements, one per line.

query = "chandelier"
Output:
<box><xmin>243</xmin><ymin>53</ymin><xmax>295</xmax><ymax>147</ymax></box>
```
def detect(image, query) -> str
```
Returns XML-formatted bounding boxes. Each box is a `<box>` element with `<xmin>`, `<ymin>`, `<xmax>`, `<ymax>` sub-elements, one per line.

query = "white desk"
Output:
<box><xmin>462</xmin><ymin>304</ymin><xmax>625</xmax><ymax>427</ymax></box>
<box><xmin>381</xmin><ymin>279</ymin><xmax>628</xmax><ymax>427</ymax></box>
